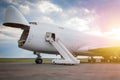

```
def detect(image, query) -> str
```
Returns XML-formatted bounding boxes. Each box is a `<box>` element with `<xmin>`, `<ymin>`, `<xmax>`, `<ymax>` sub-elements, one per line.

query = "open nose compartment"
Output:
<box><xmin>18</xmin><ymin>28</ymin><xmax>29</xmax><ymax>47</ymax></box>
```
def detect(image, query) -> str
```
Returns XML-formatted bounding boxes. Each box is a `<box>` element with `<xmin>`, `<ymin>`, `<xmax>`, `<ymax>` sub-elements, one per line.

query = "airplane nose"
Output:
<box><xmin>3</xmin><ymin>6</ymin><xmax>29</xmax><ymax>29</ymax></box>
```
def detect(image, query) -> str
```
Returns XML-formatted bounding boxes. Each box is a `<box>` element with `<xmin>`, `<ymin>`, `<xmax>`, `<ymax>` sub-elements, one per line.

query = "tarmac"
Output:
<box><xmin>0</xmin><ymin>63</ymin><xmax>120</xmax><ymax>80</ymax></box>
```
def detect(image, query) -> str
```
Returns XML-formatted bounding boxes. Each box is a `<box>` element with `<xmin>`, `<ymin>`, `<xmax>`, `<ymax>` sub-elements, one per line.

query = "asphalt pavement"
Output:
<box><xmin>0</xmin><ymin>63</ymin><xmax>120</xmax><ymax>80</ymax></box>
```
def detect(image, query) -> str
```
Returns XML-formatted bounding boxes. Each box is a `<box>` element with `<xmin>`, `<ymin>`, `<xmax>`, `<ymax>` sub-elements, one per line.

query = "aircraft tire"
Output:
<box><xmin>35</xmin><ymin>58</ymin><xmax>43</xmax><ymax>64</ymax></box>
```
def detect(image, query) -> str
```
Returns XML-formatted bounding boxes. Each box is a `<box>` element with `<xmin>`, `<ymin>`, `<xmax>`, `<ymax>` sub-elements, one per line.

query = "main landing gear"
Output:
<box><xmin>34</xmin><ymin>52</ymin><xmax>43</xmax><ymax>64</ymax></box>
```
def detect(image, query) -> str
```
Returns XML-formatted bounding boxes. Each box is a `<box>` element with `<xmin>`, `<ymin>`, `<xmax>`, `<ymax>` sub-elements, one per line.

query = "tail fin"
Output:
<box><xmin>3</xmin><ymin>6</ymin><xmax>29</xmax><ymax>29</ymax></box>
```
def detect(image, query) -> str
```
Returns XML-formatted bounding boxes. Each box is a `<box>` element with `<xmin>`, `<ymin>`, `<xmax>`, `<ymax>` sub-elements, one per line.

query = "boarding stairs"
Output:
<box><xmin>45</xmin><ymin>32</ymin><xmax>80</xmax><ymax>64</ymax></box>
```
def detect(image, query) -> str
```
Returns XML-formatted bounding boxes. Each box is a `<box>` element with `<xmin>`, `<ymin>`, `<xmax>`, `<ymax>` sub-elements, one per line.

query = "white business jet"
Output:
<box><xmin>3</xmin><ymin>6</ymin><xmax>120</xmax><ymax>64</ymax></box>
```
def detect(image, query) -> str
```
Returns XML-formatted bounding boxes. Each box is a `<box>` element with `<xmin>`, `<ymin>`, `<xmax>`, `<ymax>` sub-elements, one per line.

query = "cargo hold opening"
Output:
<box><xmin>18</xmin><ymin>28</ymin><xmax>29</xmax><ymax>47</ymax></box>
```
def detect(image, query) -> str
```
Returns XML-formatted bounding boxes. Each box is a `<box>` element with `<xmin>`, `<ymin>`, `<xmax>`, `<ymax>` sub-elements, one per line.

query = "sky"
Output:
<box><xmin>1</xmin><ymin>0</ymin><xmax>120</xmax><ymax>58</ymax></box>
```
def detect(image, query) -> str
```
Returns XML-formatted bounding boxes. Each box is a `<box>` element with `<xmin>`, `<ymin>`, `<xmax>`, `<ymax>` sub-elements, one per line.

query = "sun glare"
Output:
<box><xmin>105</xmin><ymin>27</ymin><xmax>120</xmax><ymax>40</ymax></box>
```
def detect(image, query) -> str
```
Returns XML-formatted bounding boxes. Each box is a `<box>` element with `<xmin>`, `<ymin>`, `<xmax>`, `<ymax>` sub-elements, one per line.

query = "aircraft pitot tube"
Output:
<box><xmin>3</xmin><ymin>6</ymin><xmax>29</xmax><ymax>29</ymax></box>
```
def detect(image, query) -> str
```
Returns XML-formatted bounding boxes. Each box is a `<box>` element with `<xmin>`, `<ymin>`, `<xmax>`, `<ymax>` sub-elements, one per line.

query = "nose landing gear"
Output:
<box><xmin>34</xmin><ymin>52</ymin><xmax>43</xmax><ymax>64</ymax></box>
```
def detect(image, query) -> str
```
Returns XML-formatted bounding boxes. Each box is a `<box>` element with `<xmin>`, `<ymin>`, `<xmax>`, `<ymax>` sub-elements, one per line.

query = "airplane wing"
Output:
<box><xmin>75</xmin><ymin>35</ymin><xmax>120</xmax><ymax>57</ymax></box>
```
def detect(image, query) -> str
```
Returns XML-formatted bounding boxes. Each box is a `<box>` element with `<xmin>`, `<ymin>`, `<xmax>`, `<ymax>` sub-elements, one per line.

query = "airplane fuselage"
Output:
<box><xmin>20</xmin><ymin>23</ymin><xmax>85</xmax><ymax>54</ymax></box>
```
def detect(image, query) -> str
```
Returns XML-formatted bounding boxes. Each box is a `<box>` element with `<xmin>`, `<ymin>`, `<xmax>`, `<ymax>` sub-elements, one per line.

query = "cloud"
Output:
<box><xmin>64</xmin><ymin>17</ymin><xmax>90</xmax><ymax>31</ymax></box>
<box><xmin>50</xmin><ymin>7</ymin><xmax>99</xmax><ymax>32</ymax></box>
<box><xmin>3</xmin><ymin>0</ymin><xmax>31</xmax><ymax>15</ymax></box>
<box><xmin>0</xmin><ymin>26</ymin><xmax>22</xmax><ymax>40</ymax></box>
<box><xmin>0</xmin><ymin>0</ymin><xmax>100</xmax><ymax>40</ymax></box>
<box><xmin>37</xmin><ymin>1</ymin><xmax>63</xmax><ymax>14</ymax></box>
<box><xmin>2</xmin><ymin>0</ymin><xmax>120</xmax><ymax>33</ymax></box>
<box><xmin>3</xmin><ymin>0</ymin><xmax>99</xmax><ymax>32</ymax></box>
<box><xmin>0</xmin><ymin>32</ymin><xmax>13</xmax><ymax>40</ymax></box>
<box><xmin>42</xmin><ymin>16</ymin><xmax>54</xmax><ymax>23</ymax></box>
<box><xmin>18</xmin><ymin>1</ymin><xmax>95</xmax><ymax>32</ymax></box>
<box><xmin>19</xmin><ymin>5</ymin><xmax>30</xmax><ymax>15</ymax></box>
<box><xmin>104</xmin><ymin>28</ymin><xmax>120</xmax><ymax>40</ymax></box>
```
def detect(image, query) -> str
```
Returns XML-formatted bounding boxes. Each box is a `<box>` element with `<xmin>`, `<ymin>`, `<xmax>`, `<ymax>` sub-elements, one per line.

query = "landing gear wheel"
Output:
<box><xmin>35</xmin><ymin>58</ymin><xmax>43</xmax><ymax>64</ymax></box>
